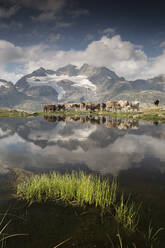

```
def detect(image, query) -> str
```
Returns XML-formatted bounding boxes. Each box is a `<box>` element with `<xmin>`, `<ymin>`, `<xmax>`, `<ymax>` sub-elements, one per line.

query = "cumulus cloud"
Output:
<box><xmin>159</xmin><ymin>41</ymin><xmax>165</xmax><ymax>48</ymax></box>
<box><xmin>21</xmin><ymin>35</ymin><xmax>150</xmax><ymax>80</ymax></box>
<box><xmin>0</xmin><ymin>40</ymin><xmax>24</xmax><ymax>65</ymax></box>
<box><xmin>1</xmin><ymin>34</ymin><xmax>165</xmax><ymax>82</ymax></box>
<box><xmin>147</xmin><ymin>50</ymin><xmax>165</xmax><ymax>77</ymax></box>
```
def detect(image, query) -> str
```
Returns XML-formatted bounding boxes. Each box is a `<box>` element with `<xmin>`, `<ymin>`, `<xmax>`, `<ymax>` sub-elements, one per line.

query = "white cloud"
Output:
<box><xmin>0</xmin><ymin>71</ymin><xmax>23</xmax><ymax>83</ymax></box>
<box><xmin>1</xmin><ymin>35</ymin><xmax>165</xmax><ymax>82</ymax></box>
<box><xmin>0</xmin><ymin>40</ymin><xmax>24</xmax><ymax>65</ymax></box>
<box><xmin>159</xmin><ymin>41</ymin><xmax>165</xmax><ymax>48</ymax></box>
<box><xmin>16</xmin><ymin>35</ymin><xmax>147</xmax><ymax>80</ymax></box>
<box><xmin>148</xmin><ymin>50</ymin><xmax>165</xmax><ymax>77</ymax></box>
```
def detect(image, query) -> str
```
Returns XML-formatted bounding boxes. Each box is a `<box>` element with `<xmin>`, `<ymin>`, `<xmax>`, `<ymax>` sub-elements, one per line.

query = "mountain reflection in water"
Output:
<box><xmin>43</xmin><ymin>115</ymin><xmax>139</xmax><ymax>130</ymax></box>
<box><xmin>0</xmin><ymin>117</ymin><xmax>164</xmax><ymax>176</ymax></box>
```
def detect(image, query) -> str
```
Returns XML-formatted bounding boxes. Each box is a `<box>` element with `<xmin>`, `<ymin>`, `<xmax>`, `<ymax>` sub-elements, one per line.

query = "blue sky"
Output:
<box><xmin>0</xmin><ymin>0</ymin><xmax>165</xmax><ymax>82</ymax></box>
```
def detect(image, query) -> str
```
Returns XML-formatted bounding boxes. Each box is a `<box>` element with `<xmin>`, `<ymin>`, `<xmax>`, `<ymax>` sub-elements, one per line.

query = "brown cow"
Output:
<box><xmin>106</xmin><ymin>101</ymin><xmax>121</xmax><ymax>111</ymax></box>
<box><xmin>100</xmin><ymin>102</ymin><xmax>106</xmax><ymax>111</ymax></box>
<box><xmin>43</xmin><ymin>105</ymin><xmax>48</xmax><ymax>112</ymax></box>
<box><xmin>57</xmin><ymin>104</ymin><xmax>65</xmax><ymax>111</ymax></box>
<box><xmin>43</xmin><ymin>104</ymin><xmax>56</xmax><ymax>113</ymax></box>
<box><xmin>80</xmin><ymin>102</ymin><xmax>86</xmax><ymax>110</ymax></box>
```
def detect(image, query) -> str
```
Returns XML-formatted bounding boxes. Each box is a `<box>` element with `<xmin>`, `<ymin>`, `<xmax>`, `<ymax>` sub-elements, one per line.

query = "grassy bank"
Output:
<box><xmin>107</xmin><ymin>107</ymin><xmax>165</xmax><ymax>122</ymax></box>
<box><xmin>0</xmin><ymin>109</ymin><xmax>31</xmax><ymax>117</ymax></box>
<box><xmin>1</xmin><ymin>107</ymin><xmax>165</xmax><ymax>122</ymax></box>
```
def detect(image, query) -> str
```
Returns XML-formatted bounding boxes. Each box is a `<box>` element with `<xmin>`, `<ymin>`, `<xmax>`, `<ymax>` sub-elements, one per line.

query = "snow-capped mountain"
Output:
<box><xmin>1</xmin><ymin>63</ymin><xmax>165</xmax><ymax>111</ymax></box>
<box><xmin>15</xmin><ymin>64</ymin><xmax>125</xmax><ymax>104</ymax></box>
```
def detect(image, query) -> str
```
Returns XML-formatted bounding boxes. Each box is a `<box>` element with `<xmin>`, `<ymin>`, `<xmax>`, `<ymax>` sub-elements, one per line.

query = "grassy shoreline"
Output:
<box><xmin>1</xmin><ymin>107</ymin><xmax>165</xmax><ymax>122</ymax></box>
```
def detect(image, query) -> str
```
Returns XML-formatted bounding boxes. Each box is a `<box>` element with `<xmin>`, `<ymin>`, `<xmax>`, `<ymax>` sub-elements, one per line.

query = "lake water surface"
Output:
<box><xmin>0</xmin><ymin>116</ymin><xmax>165</xmax><ymax>247</ymax></box>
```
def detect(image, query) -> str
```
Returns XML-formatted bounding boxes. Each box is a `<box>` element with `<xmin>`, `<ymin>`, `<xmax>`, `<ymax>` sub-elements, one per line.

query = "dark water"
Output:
<box><xmin>0</xmin><ymin>116</ymin><xmax>165</xmax><ymax>247</ymax></box>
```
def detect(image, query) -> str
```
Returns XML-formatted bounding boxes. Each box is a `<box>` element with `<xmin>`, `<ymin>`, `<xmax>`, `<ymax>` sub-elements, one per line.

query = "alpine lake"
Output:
<box><xmin>0</xmin><ymin>114</ymin><xmax>165</xmax><ymax>248</ymax></box>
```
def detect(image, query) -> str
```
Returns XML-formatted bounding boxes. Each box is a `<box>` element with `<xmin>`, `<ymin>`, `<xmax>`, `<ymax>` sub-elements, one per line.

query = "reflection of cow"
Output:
<box><xmin>43</xmin><ymin>115</ymin><xmax>139</xmax><ymax>129</ymax></box>
<box><xmin>43</xmin><ymin>116</ymin><xmax>57</xmax><ymax>122</ymax></box>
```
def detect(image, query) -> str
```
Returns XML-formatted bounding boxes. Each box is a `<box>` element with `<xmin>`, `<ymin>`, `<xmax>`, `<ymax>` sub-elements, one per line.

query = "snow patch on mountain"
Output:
<box><xmin>26</xmin><ymin>74</ymin><xmax>96</xmax><ymax>90</ymax></box>
<box><xmin>0</xmin><ymin>81</ymin><xmax>10</xmax><ymax>88</ymax></box>
<box><xmin>26</xmin><ymin>76</ymin><xmax>65</xmax><ymax>101</ymax></box>
<box><xmin>52</xmin><ymin>75</ymin><xmax>96</xmax><ymax>90</ymax></box>
<box><xmin>26</xmin><ymin>73</ymin><xmax>97</xmax><ymax>101</ymax></box>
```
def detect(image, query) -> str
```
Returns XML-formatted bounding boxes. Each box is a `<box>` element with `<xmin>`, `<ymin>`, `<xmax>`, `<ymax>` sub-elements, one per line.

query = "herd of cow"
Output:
<box><xmin>43</xmin><ymin>100</ymin><xmax>140</xmax><ymax>113</ymax></box>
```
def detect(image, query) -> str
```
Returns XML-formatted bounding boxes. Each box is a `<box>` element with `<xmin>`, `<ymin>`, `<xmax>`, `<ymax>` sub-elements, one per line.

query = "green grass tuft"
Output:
<box><xmin>16</xmin><ymin>171</ymin><xmax>143</xmax><ymax>233</ymax></box>
<box><xmin>115</xmin><ymin>194</ymin><xmax>141</xmax><ymax>232</ymax></box>
<box><xmin>16</xmin><ymin>171</ymin><xmax>118</xmax><ymax>211</ymax></box>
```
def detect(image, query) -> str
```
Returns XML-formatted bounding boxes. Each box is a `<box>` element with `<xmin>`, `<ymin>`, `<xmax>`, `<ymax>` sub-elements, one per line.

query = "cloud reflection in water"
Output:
<box><xmin>0</xmin><ymin>117</ymin><xmax>164</xmax><ymax>175</ymax></box>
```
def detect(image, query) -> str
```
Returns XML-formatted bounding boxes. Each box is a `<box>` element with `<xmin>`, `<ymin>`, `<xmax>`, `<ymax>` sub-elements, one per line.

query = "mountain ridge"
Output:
<box><xmin>1</xmin><ymin>63</ymin><xmax>165</xmax><ymax>111</ymax></box>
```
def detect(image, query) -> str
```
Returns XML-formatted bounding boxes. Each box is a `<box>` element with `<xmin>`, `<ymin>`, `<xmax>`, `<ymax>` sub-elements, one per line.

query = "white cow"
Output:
<box><xmin>118</xmin><ymin>100</ymin><xmax>129</xmax><ymax>108</ymax></box>
<box><xmin>130</xmin><ymin>101</ymin><xmax>140</xmax><ymax>111</ymax></box>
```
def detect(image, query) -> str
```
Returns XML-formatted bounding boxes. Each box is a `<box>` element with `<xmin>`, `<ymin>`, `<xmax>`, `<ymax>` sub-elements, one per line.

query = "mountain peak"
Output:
<box><xmin>56</xmin><ymin>64</ymin><xmax>79</xmax><ymax>76</ymax></box>
<box><xmin>31</xmin><ymin>67</ymin><xmax>47</xmax><ymax>77</ymax></box>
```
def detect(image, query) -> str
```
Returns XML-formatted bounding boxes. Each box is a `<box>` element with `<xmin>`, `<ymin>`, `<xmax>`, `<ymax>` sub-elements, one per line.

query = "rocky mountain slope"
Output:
<box><xmin>1</xmin><ymin>64</ymin><xmax>165</xmax><ymax>111</ymax></box>
<box><xmin>0</xmin><ymin>79</ymin><xmax>26</xmax><ymax>107</ymax></box>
